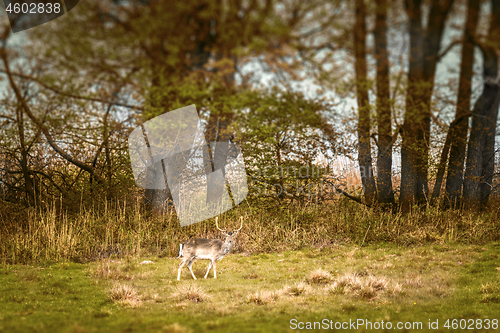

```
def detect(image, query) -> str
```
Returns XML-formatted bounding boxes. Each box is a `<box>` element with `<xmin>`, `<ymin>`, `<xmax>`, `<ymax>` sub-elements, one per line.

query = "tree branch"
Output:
<box><xmin>381</xmin><ymin>126</ymin><xmax>402</xmax><ymax>155</ymax></box>
<box><xmin>437</xmin><ymin>39</ymin><xmax>462</xmax><ymax>61</ymax></box>
<box><xmin>323</xmin><ymin>179</ymin><xmax>371</xmax><ymax>208</ymax></box>
<box><xmin>1</xmin><ymin>46</ymin><xmax>105</xmax><ymax>184</ymax></box>
<box><xmin>0</xmin><ymin>70</ymin><xmax>143</xmax><ymax>110</ymax></box>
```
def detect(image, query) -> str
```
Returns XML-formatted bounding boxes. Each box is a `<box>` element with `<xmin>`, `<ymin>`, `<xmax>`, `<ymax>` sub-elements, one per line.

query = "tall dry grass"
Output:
<box><xmin>1</xmin><ymin>196</ymin><xmax>499</xmax><ymax>265</ymax></box>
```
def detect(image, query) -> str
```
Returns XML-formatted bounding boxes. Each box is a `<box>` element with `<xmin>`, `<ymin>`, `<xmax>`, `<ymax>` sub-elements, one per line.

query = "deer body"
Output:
<box><xmin>177</xmin><ymin>217</ymin><xmax>242</xmax><ymax>280</ymax></box>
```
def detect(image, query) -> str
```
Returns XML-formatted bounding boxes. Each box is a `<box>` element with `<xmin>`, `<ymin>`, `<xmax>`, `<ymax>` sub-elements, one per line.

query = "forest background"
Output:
<box><xmin>0</xmin><ymin>0</ymin><xmax>499</xmax><ymax>264</ymax></box>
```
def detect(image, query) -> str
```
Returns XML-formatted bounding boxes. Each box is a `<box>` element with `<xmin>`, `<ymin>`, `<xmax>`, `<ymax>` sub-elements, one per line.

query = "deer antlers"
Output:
<box><xmin>236</xmin><ymin>216</ymin><xmax>243</xmax><ymax>232</ymax></box>
<box><xmin>215</xmin><ymin>216</ymin><xmax>243</xmax><ymax>233</ymax></box>
<box><xmin>215</xmin><ymin>216</ymin><xmax>226</xmax><ymax>233</ymax></box>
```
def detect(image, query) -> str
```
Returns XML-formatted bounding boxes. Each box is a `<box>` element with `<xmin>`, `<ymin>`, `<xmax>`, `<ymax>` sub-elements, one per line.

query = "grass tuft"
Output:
<box><xmin>480</xmin><ymin>282</ymin><xmax>500</xmax><ymax>294</ymax></box>
<box><xmin>327</xmin><ymin>273</ymin><xmax>389</xmax><ymax>299</ymax></box>
<box><xmin>327</xmin><ymin>281</ymin><xmax>346</xmax><ymax>295</ymax></box>
<box><xmin>247</xmin><ymin>290</ymin><xmax>279</xmax><ymax>305</ymax></box>
<box><xmin>365</xmin><ymin>275</ymin><xmax>388</xmax><ymax>291</ymax></box>
<box><xmin>388</xmin><ymin>283</ymin><xmax>404</xmax><ymax>296</ymax></box>
<box><xmin>281</xmin><ymin>282</ymin><xmax>311</xmax><ymax>296</ymax></box>
<box><xmin>110</xmin><ymin>283</ymin><xmax>141</xmax><ymax>307</ymax></box>
<box><xmin>172</xmin><ymin>284</ymin><xmax>209</xmax><ymax>303</ymax></box>
<box><xmin>335</xmin><ymin>273</ymin><xmax>362</xmax><ymax>290</ymax></box>
<box><xmin>480</xmin><ymin>283</ymin><xmax>500</xmax><ymax>303</ymax></box>
<box><xmin>92</xmin><ymin>260</ymin><xmax>131</xmax><ymax>280</ymax></box>
<box><xmin>307</xmin><ymin>269</ymin><xmax>332</xmax><ymax>284</ymax></box>
<box><xmin>358</xmin><ymin>285</ymin><xmax>377</xmax><ymax>299</ymax></box>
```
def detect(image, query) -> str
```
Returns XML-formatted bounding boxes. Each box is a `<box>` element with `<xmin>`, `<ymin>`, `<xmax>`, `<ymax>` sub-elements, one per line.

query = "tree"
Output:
<box><xmin>463</xmin><ymin>0</ymin><xmax>500</xmax><ymax>208</ymax></box>
<box><xmin>444</xmin><ymin>0</ymin><xmax>480</xmax><ymax>207</ymax></box>
<box><xmin>12</xmin><ymin>0</ymin><xmax>310</xmax><ymax>211</ymax></box>
<box><xmin>400</xmin><ymin>0</ymin><xmax>454</xmax><ymax>212</ymax></box>
<box><xmin>374</xmin><ymin>0</ymin><xmax>395</xmax><ymax>205</ymax></box>
<box><xmin>234</xmin><ymin>88</ymin><xmax>333</xmax><ymax>204</ymax></box>
<box><xmin>354</xmin><ymin>0</ymin><xmax>377</xmax><ymax>205</ymax></box>
<box><xmin>431</xmin><ymin>0</ymin><xmax>479</xmax><ymax>206</ymax></box>
<box><xmin>0</xmin><ymin>21</ymin><xmax>136</xmax><ymax>208</ymax></box>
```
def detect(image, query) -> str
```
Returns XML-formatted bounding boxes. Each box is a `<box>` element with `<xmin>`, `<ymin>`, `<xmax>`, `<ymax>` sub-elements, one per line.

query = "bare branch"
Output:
<box><xmin>0</xmin><ymin>70</ymin><xmax>143</xmax><ymax>110</ymax></box>
<box><xmin>437</xmin><ymin>39</ymin><xmax>462</xmax><ymax>61</ymax></box>
<box><xmin>1</xmin><ymin>44</ymin><xmax>105</xmax><ymax>184</ymax></box>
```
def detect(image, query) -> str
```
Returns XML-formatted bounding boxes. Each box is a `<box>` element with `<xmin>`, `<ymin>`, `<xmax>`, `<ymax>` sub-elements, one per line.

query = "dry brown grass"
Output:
<box><xmin>280</xmin><ymin>282</ymin><xmax>311</xmax><ymax>297</ymax></box>
<box><xmin>307</xmin><ymin>269</ymin><xmax>332</xmax><ymax>285</ymax></box>
<box><xmin>366</xmin><ymin>275</ymin><xmax>389</xmax><ymax>291</ymax></box>
<box><xmin>480</xmin><ymin>283</ymin><xmax>500</xmax><ymax>294</ymax></box>
<box><xmin>172</xmin><ymin>284</ymin><xmax>209</xmax><ymax>303</ymax></box>
<box><xmin>388</xmin><ymin>283</ymin><xmax>404</xmax><ymax>295</ymax></box>
<box><xmin>327</xmin><ymin>273</ymin><xmax>389</xmax><ymax>299</ymax></box>
<box><xmin>110</xmin><ymin>284</ymin><xmax>141</xmax><ymax>307</ymax></box>
<box><xmin>327</xmin><ymin>273</ymin><xmax>361</xmax><ymax>294</ymax></box>
<box><xmin>246</xmin><ymin>290</ymin><xmax>280</xmax><ymax>305</ymax></box>
<box><xmin>404</xmin><ymin>276</ymin><xmax>424</xmax><ymax>288</ymax></box>
<box><xmin>92</xmin><ymin>260</ymin><xmax>132</xmax><ymax>280</ymax></box>
<box><xmin>480</xmin><ymin>280</ymin><xmax>500</xmax><ymax>303</ymax></box>
<box><xmin>3</xmin><ymin>195</ymin><xmax>500</xmax><ymax>265</ymax></box>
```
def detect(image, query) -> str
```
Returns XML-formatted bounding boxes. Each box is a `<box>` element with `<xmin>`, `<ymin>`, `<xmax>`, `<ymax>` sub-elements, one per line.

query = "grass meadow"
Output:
<box><xmin>1</xmin><ymin>197</ymin><xmax>500</xmax><ymax>332</ymax></box>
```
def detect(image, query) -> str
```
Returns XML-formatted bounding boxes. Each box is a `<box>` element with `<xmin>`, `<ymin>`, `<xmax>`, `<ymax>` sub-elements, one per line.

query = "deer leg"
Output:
<box><xmin>187</xmin><ymin>259</ymin><xmax>197</xmax><ymax>280</ymax></box>
<box><xmin>204</xmin><ymin>260</ymin><xmax>213</xmax><ymax>279</ymax></box>
<box><xmin>177</xmin><ymin>259</ymin><xmax>187</xmax><ymax>281</ymax></box>
<box><xmin>213</xmin><ymin>261</ymin><xmax>217</xmax><ymax>279</ymax></box>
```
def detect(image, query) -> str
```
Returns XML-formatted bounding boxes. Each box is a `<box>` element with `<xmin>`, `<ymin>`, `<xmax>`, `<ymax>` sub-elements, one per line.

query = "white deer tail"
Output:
<box><xmin>176</xmin><ymin>244</ymin><xmax>184</xmax><ymax>259</ymax></box>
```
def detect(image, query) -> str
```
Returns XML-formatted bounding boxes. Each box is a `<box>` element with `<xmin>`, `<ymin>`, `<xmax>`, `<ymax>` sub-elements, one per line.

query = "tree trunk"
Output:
<box><xmin>204</xmin><ymin>96</ymin><xmax>235</xmax><ymax>206</ymax></box>
<box><xmin>145</xmin><ymin>8</ymin><xmax>236</xmax><ymax>212</ymax></box>
<box><xmin>478</xmin><ymin>0</ymin><xmax>500</xmax><ymax>205</ymax></box>
<box><xmin>464</xmin><ymin>0</ymin><xmax>500</xmax><ymax>208</ymax></box>
<box><xmin>354</xmin><ymin>0</ymin><xmax>377</xmax><ymax>205</ymax></box>
<box><xmin>144</xmin><ymin>65</ymin><xmax>173</xmax><ymax>215</ymax></box>
<box><xmin>401</xmin><ymin>0</ymin><xmax>424</xmax><ymax>213</ymax></box>
<box><xmin>431</xmin><ymin>110</ymin><xmax>471</xmax><ymax>201</ymax></box>
<box><xmin>16</xmin><ymin>106</ymin><xmax>35</xmax><ymax>205</ymax></box>
<box><xmin>374</xmin><ymin>0</ymin><xmax>394</xmax><ymax>205</ymax></box>
<box><xmin>431</xmin><ymin>125</ymin><xmax>452</xmax><ymax>201</ymax></box>
<box><xmin>401</xmin><ymin>0</ymin><xmax>454</xmax><ymax>212</ymax></box>
<box><xmin>444</xmin><ymin>0</ymin><xmax>479</xmax><ymax>207</ymax></box>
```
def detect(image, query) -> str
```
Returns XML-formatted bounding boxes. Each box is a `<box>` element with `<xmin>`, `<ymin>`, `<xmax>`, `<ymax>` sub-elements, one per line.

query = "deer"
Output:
<box><xmin>176</xmin><ymin>216</ymin><xmax>243</xmax><ymax>280</ymax></box>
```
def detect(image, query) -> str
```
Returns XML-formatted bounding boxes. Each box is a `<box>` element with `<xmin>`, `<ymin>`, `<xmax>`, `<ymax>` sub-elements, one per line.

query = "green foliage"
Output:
<box><xmin>232</xmin><ymin>88</ymin><xmax>333</xmax><ymax>202</ymax></box>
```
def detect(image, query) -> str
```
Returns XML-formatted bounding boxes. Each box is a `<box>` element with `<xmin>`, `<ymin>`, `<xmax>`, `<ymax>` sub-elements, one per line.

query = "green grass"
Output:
<box><xmin>0</xmin><ymin>262</ymin><xmax>115</xmax><ymax>332</ymax></box>
<box><xmin>1</xmin><ymin>242</ymin><xmax>500</xmax><ymax>332</ymax></box>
